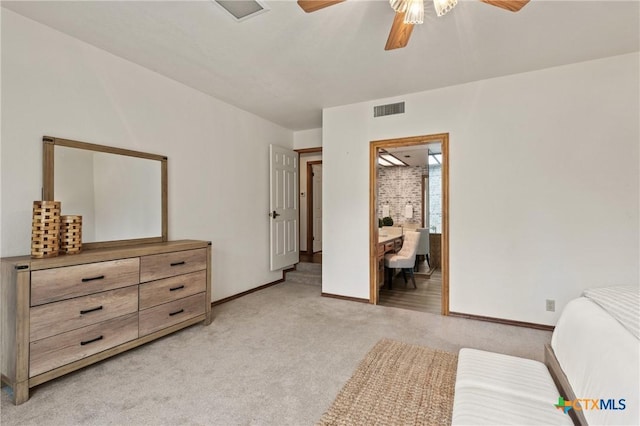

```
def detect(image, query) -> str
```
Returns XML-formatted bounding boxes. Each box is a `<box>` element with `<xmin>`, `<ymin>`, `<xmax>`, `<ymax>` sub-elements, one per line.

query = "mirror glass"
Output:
<box><xmin>44</xmin><ymin>137</ymin><xmax>167</xmax><ymax>248</ymax></box>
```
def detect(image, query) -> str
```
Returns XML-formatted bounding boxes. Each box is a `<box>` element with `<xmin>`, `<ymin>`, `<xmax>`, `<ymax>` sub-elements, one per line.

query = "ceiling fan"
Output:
<box><xmin>297</xmin><ymin>0</ymin><xmax>530</xmax><ymax>50</ymax></box>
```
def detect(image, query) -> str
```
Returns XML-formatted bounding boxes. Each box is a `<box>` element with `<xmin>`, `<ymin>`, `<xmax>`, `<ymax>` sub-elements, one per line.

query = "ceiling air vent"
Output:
<box><xmin>213</xmin><ymin>0</ymin><xmax>269</xmax><ymax>22</ymax></box>
<box><xmin>374</xmin><ymin>102</ymin><xmax>405</xmax><ymax>118</ymax></box>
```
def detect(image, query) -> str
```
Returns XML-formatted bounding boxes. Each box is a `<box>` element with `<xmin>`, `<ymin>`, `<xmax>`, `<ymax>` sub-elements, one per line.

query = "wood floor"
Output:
<box><xmin>297</xmin><ymin>252</ymin><xmax>440</xmax><ymax>314</ymax></box>
<box><xmin>378</xmin><ymin>267</ymin><xmax>442</xmax><ymax>314</ymax></box>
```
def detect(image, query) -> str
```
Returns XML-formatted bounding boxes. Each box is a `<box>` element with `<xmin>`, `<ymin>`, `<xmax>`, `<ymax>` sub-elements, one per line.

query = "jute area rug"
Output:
<box><xmin>317</xmin><ymin>338</ymin><xmax>458</xmax><ymax>426</ymax></box>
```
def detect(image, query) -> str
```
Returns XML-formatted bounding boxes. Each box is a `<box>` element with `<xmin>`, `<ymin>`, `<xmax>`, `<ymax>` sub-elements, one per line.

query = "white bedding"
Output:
<box><xmin>452</xmin><ymin>386</ymin><xmax>572</xmax><ymax>425</ymax></box>
<box><xmin>452</xmin><ymin>348</ymin><xmax>572</xmax><ymax>425</ymax></box>
<box><xmin>455</xmin><ymin>348</ymin><xmax>560</xmax><ymax>403</ymax></box>
<box><xmin>552</xmin><ymin>296</ymin><xmax>640</xmax><ymax>425</ymax></box>
<box><xmin>583</xmin><ymin>285</ymin><xmax>640</xmax><ymax>340</ymax></box>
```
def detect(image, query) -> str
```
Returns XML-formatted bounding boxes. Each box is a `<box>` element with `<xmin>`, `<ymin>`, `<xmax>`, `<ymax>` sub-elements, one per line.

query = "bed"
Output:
<box><xmin>452</xmin><ymin>285</ymin><xmax>639</xmax><ymax>425</ymax></box>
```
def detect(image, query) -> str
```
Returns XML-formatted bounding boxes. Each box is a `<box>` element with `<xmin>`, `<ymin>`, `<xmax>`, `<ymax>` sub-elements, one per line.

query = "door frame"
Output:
<box><xmin>294</xmin><ymin>147</ymin><xmax>322</xmax><ymax>257</ymax></box>
<box><xmin>306</xmin><ymin>160</ymin><xmax>323</xmax><ymax>255</ymax></box>
<box><xmin>421</xmin><ymin>174</ymin><xmax>428</xmax><ymax>229</ymax></box>
<box><xmin>369</xmin><ymin>133</ymin><xmax>449</xmax><ymax>315</ymax></box>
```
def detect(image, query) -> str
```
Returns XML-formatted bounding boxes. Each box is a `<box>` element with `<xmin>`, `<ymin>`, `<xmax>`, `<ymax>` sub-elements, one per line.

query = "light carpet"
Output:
<box><xmin>317</xmin><ymin>338</ymin><xmax>457</xmax><ymax>426</ymax></box>
<box><xmin>1</xmin><ymin>269</ymin><xmax>552</xmax><ymax>425</ymax></box>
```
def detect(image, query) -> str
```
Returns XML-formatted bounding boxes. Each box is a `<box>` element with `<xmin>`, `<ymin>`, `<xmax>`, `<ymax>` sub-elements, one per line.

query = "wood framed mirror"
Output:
<box><xmin>43</xmin><ymin>136</ymin><xmax>168</xmax><ymax>249</ymax></box>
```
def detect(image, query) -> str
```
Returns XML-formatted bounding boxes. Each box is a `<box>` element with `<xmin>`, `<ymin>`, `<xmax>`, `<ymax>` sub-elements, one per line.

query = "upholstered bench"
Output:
<box><xmin>451</xmin><ymin>348</ymin><xmax>572</xmax><ymax>425</ymax></box>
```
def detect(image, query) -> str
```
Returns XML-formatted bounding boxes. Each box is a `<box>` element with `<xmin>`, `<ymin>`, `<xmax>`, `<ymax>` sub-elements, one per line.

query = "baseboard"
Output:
<box><xmin>321</xmin><ymin>292</ymin><xmax>369</xmax><ymax>304</ymax></box>
<box><xmin>449</xmin><ymin>311</ymin><xmax>555</xmax><ymax>331</ymax></box>
<box><xmin>211</xmin><ymin>266</ymin><xmax>296</xmax><ymax>307</ymax></box>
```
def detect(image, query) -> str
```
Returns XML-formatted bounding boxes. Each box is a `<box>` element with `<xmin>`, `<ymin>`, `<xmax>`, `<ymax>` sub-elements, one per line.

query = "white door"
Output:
<box><xmin>312</xmin><ymin>164</ymin><xmax>323</xmax><ymax>253</ymax></box>
<box><xmin>270</xmin><ymin>145</ymin><xmax>299</xmax><ymax>271</ymax></box>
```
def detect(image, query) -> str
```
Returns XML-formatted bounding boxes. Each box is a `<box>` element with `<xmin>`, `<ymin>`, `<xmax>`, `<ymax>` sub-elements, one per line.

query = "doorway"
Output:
<box><xmin>296</xmin><ymin>148</ymin><xmax>323</xmax><ymax>264</ymax></box>
<box><xmin>369</xmin><ymin>134</ymin><xmax>449</xmax><ymax>315</ymax></box>
<box><xmin>307</xmin><ymin>161</ymin><xmax>322</xmax><ymax>260</ymax></box>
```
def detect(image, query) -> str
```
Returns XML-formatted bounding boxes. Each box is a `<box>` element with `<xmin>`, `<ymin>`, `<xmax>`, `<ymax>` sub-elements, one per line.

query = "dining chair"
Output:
<box><xmin>415</xmin><ymin>228</ymin><xmax>430</xmax><ymax>271</ymax></box>
<box><xmin>384</xmin><ymin>231</ymin><xmax>420</xmax><ymax>289</ymax></box>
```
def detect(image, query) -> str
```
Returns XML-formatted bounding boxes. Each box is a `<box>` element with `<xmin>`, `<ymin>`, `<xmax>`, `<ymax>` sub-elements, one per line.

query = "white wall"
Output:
<box><xmin>0</xmin><ymin>10</ymin><xmax>293</xmax><ymax>301</ymax></box>
<box><xmin>323</xmin><ymin>53</ymin><xmax>640</xmax><ymax>324</ymax></box>
<box><xmin>293</xmin><ymin>128</ymin><xmax>322</xmax><ymax>150</ymax></box>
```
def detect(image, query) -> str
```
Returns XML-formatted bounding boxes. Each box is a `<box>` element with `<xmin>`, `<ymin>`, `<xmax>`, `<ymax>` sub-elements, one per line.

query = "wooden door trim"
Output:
<box><xmin>307</xmin><ymin>160</ymin><xmax>323</xmax><ymax>255</ymax></box>
<box><xmin>421</xmin><ymin>174</ymin><xmax>428</xmax><ymax>229</ymax></box>
<box><xmin>295</xmin><ymin>147</ymin><xmax>323</xmax><ymax>154</ymax></box>
<box><xmin>369</xmin><ymin>133</ymin><xmax>449</xmax><ymax>315</ymax></box>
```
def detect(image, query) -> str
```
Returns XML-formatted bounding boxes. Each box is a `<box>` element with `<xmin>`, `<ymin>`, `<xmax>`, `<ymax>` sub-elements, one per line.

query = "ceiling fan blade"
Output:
<box><xmin>297</xmin><ymin>0</ymin><xmax>345</xmax><ymax>13</ymax></box>
<box><xmin>480</xmin><ymin>0</ymin><xmax>530</xmax><ymax>12</ymax></box>
<box><xmin>385</xmin><ymin>12</ymin><xmax>415</xmax><ymax>51</ymax></box>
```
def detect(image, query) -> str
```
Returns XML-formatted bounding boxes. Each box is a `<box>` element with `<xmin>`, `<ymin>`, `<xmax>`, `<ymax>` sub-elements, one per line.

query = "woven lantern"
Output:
<box><xmin>60</xmin><ymin>215</ymin><xmax>82</xmax><ymax>255</ymax></box>
<box><xmin>31</xmin><ymin>200</ymin><xmax>61</xmax><ymax>258</ymax></box>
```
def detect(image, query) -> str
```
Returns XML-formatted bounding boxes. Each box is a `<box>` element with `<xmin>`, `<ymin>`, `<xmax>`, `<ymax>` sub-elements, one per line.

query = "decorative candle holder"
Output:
<box><xmin>31</xmin><ymin>200</ymin><xmax>61</xmax><ymax>258</ymax></box>
<box><xmin>60</xmin><ymin>215</ymin><xmax>82</xmax><ymax>255</ymax></box>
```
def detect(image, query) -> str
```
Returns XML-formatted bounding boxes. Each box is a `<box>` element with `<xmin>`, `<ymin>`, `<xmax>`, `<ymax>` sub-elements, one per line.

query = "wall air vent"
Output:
<box><xmin>374</xmin><ymin>102</ymin><xmax>405</xmax><ymax>118</ymax></box>
<box><xmin>213</xmin><ymin>0</ymin><xmax>269</xmax><ymax>22</ymax></box>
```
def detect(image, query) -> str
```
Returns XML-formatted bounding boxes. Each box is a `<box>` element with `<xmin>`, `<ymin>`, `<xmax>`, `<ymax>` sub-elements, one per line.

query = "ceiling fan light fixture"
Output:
<box><xmin>404</xmin><ymin>0</ymin><xmax>424</xmax><ymax>24</ymax></box>
<box><xmin>433</xmin><ymin>0</ymin><xmax>457</xmax><ymax>17</ymax></box>
<box><xmin>389</xmin><ymin>0</ymin><xmax>408</xmax><ymax>13</ymax></box>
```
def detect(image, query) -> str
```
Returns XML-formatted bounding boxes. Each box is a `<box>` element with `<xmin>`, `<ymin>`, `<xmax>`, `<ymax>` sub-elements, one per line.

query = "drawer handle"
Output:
<box><xmin>80</xmin><ymin>306</ymin><xmax>103</xmax><ymax>315</ymax></box>
<box><xmin>170</xmin><ymin>261</ymin><xmax>185</xmax><ymax>267</ymax></box>
<box><xmin>81</xmin><ymin>275</ymin><xmax>105</xmax><ymax>283</ymax></box>
<box><xmin>169</xmin><ymin>285</ymin><xmax>185</xmax><ymax>292</ymax></box>
<box><xmin>80</xmin><ymin>335</ymin><xmax>103</xmax><ymax>346</ymax></box>
<box><xmin>169</xmin><ymin>309</ymin><xmax>184</xmax><ymax>316</ymax></box>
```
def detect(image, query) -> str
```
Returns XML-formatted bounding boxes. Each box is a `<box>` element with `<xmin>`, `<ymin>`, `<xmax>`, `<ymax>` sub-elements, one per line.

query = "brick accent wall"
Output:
<box><xmin>377</xmin><ymin>164</ymin><xmax>442</xmax><ymax>232</ymax></box>
<box><xmin>377</xmin><ymin>165</ymin><xmax>427</xmax><ymax>226</ymax></box>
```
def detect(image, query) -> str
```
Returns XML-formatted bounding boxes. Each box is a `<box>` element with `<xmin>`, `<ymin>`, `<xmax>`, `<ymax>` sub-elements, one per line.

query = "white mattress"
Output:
<box><xmin>552</xmin><ymin>297</ymin><xmax>640</xmax><ymax>426</ymax></box>
<box><xmin>452</xmin><ymin>348</ymin><xmax>572</xmax><ymax>426</ymax></box>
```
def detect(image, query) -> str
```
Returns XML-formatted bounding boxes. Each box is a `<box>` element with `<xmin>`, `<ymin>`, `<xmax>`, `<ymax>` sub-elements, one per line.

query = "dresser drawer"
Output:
<box><xmin>139</xmin><ymin>293</ymin><xmax>205</xmax><ymax>337</ymax></box>
<box><xmin>139</xmin><ymin>270</ymin><xmax>206</xmax><ymax>310</ymax></box>
<box><xmin>30</xmin><ymin>286</ymin><xmax>138</xmax><ymax>342</ymax></box>
<box><xmin>29</xmin><ymin>313</ymin><xmax>138</xmax><ymax>378</ymax></box>
<box><xmin>31</xmin><ymin>258</ymin><xmax>140</xmax><ymax>306</ymax></box>
<box><xmin>140</xmin><ymin>248</ymin><xmax>206</xmax><ymax>283</ymax></box>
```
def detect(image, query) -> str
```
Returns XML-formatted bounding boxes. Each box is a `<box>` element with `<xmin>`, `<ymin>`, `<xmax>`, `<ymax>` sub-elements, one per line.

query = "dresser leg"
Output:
<box><xmin>203</xmin><ymin>312</ymin><xmax>213</xmax><ymax>326</ymax></box>
<box><xmin>12</xmin><ymin>381</ymin><xmax>29</xmax><ymax>405</ymax></box>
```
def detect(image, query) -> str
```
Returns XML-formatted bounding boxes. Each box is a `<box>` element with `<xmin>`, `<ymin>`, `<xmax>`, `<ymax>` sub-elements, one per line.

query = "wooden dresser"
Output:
<box><xmin>1</xmin><ymin>240</ymin><xmax>212</xmax><ymax>405</ymax></box>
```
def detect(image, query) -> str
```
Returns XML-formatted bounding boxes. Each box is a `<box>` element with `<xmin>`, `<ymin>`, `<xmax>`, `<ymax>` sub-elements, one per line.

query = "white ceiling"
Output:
<box><xmin>3</xmin><ymin>0</ymin><xmax>638</xmax><ymax>131</ymax></box>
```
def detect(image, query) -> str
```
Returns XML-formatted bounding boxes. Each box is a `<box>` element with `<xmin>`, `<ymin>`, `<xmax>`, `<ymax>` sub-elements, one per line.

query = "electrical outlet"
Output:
<box><xmin>546</xmin><ymin>299</ymin><xmax>555</xmax><ymax>312</ymax></box>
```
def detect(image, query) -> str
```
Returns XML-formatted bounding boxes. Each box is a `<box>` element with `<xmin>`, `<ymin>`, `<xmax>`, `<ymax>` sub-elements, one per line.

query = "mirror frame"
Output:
<box><xmin>43</xmin><ymin>136</ymin><xmax>168</xmax><ymax>249</ymax></box>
